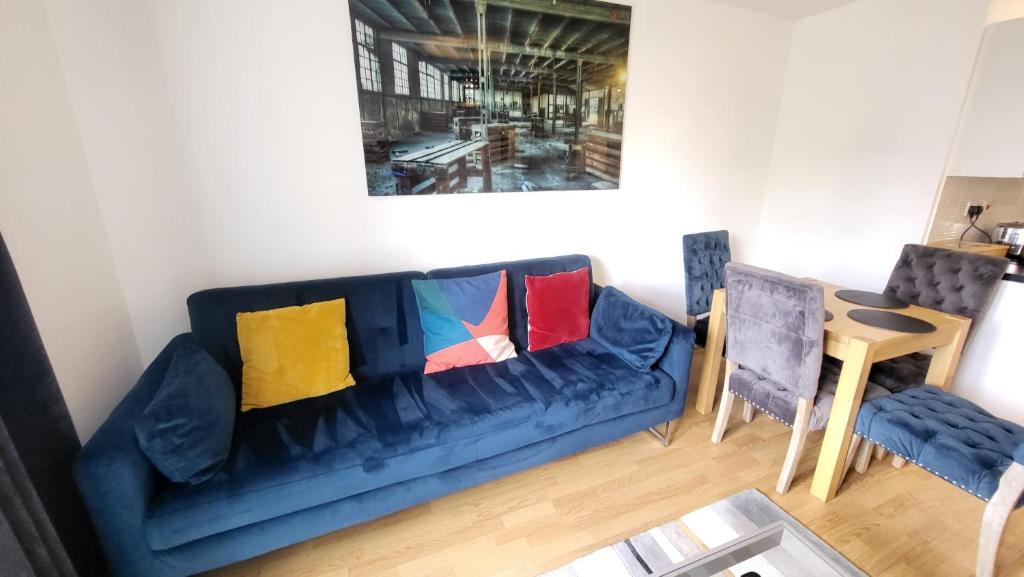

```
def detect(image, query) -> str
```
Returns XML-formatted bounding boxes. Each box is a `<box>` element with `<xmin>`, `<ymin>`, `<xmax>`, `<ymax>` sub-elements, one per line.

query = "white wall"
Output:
<box><xmin>42</xmin><ymin>0</ymin><xmax>795</xmax><ymax>363</ymax></box>
<box><xmin>0</xmin><ymin>0</ymin><xmax>141</xmax><ymax>440</ymax></box>
<box><xmin>754</xmin><ymin>0</ymin><xmax>989</xmax><ymax>290</ymax></box>
<box><xmin>947</xmin><ymin>17</ymin><xmax>1024</xmax><ymax>178</ymax></box>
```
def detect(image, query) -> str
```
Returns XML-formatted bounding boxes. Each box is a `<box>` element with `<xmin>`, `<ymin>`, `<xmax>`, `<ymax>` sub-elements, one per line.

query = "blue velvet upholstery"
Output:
<box><xmin>590</xmin><ymin>287</ymin><xmax>672</xmax><ymax>372</ymax></box>
<box><xmin>426</xmin><ymin>255</ymin><xmax>593</xmax><ymax>351</ymax></box>
<box><xmin>856</xmin><ymin>386</ymin><xmax>1024</xmax><ymax>504</ymax></box>
<box><xmin>144</xmin><ymin>338</ymin><xmax>673</xmax><ymax>550</ymax></box>
<box><xmin>135</xmin><ymin>345</ymin><xmax>235</xmax><ymax>485</ymax></box>
<box><xmin>187</xmin><ymin>271</ymin><xmax>426</xmax><ymax>391</ymax></box>
<box><xmin>683</xmin><ymin>230</ymin><xmax>731</xmax><ymax>317</ymax></box>
<box><xmin>75</xmin><ymin>257</ymin><xmax>693</xmax><ymax>577</ymax></box>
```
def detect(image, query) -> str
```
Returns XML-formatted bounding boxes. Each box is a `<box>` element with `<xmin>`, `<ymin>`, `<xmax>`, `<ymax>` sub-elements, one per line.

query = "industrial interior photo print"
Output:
<box><xmin>349</xmin><ymin>0</ymin><xmax>631</xmax><ymax>195</ymax></box>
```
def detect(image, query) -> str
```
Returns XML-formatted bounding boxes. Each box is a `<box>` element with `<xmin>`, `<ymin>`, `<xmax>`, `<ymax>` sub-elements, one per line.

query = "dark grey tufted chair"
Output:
<box><xmin>870</xmin><ymin>244</ymin><xmax>1007</xmax><ymax>393</ymax></box>
<box><xmin>682</xmin><ymin>230</ymin><xmax>731</xmax><ymax>347</ymax></box>
<box><xmin>710</xmin><ymin>263</ymin><xmax>889</xmax><ymax>494</ymax></box>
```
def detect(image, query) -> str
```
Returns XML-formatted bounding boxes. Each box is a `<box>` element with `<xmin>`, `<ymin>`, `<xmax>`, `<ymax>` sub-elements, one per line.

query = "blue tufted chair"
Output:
<box><xmin>869</xmin><ymin>244</ymin><xmax>1007</xmax><ymax>393</ymax></box>
<box><xmin>848</xmin><ymin>386</ymin><xmax>1024</xmax><ymax>577</ymax></box>
<box><xmin>711</xmin><ymin>263</ymin><xmax>889</xmax><ymax>494</ymax></box>
<box><xmin>682</xmin><ymin>230</ymin><xmax>731</xmax><ymax>348</ymax></box>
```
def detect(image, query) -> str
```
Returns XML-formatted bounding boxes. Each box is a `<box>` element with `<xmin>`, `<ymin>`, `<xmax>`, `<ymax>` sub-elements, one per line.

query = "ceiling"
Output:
<box><xmin>705</xmin><ymin>0</ymin><xmax>862</xmax><ymax>20</ymax></box>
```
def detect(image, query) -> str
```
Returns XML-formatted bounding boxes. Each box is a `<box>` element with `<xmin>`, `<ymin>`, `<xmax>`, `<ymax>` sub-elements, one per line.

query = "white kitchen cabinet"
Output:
<box><xmin>948</xmin><ymin>18</ymin><xmax>1024</xmax><ymax>178</ymax></box>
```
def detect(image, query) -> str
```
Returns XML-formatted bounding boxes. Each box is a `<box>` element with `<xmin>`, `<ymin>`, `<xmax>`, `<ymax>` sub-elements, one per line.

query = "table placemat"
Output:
<box><xmin>847</xmin><ymin>309</ymin><xmax>936</xmax><ymax>334</ymax></box>
<box><xmin>834</xmin><ymin>289</ymin><xmax>908</xmax><ymax>309</ymax></box>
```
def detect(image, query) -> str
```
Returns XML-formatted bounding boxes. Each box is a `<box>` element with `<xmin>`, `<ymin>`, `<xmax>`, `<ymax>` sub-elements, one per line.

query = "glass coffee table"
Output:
<box><xmin>541</xmin><ymin>489</ymin><xmax>866</xmax><ymax>577</ymax></box>
<box><xmin>659</xmin><ymin>519</ymin><xmax>865</xmax><ymax>577</ymax></box>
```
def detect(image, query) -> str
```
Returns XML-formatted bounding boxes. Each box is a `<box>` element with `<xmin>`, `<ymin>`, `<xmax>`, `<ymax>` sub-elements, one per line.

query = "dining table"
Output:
<box><xmin>693</xmin><ymin>281</ymin><xmax>972</xmax><ymax>502</ymax></box>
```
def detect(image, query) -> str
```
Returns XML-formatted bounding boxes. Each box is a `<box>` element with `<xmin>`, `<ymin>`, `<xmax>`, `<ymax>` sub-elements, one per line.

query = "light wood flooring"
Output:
<box><xmin>207</xmin><ymin>352</ymin><xmax>1024</xmax><ymax>577</ymax></box>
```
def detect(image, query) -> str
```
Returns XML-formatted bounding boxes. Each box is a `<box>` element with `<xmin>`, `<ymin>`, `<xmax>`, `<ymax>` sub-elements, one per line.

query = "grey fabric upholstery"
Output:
<box><xmin>872</xmin><ymin>244</ymin><xmax>1007</xmax><ymax>393</ymax></box>
<box><xmin>725</xmin><ymin>262</ymin><xmax>824</xmax><ymax>400</ymax></box>
<box><xmin>683</xmin><ymin>230</ymin><xmax>731</xmax><ymax>316</ymax></box>
<box><xmin>884</xmin><ymin>244</ymin><xmax>1006</xmax><ymax>325</ymax></box>
<box><xmin>731</xmin><ymin>358</ymin><xmax>889</xmax><ymax>431</ymax></box>
<box><xmin>869</xmin><ymin>351</ymin><xmax>932</xmax><ymax>393</ymax></box>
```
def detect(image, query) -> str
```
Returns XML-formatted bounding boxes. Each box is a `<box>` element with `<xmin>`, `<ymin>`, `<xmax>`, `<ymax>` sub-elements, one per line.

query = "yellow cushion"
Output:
<box><xmin>236</xmin><ymin>299</ymin><xmax>356</xmax><ymax>411</ymax></box>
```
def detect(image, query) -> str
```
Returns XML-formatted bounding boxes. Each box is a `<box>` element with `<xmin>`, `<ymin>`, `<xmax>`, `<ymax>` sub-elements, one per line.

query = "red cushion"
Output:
<box><xmin>525</xmin><ymin>268</ymin><xmax>591</xmax><ymax>352</ymax></box>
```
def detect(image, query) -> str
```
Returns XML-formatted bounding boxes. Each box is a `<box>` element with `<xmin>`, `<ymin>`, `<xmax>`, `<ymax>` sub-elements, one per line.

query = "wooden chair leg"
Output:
<box><xmin>742</xmin><ymin>401</ymin><xmax>755</xmax><ymax>423</ymax></box>
<box><xmin>977</xmin><ymin>462</ymin><xmax>1024</xmax><ymax>577</ymax></box>
<box><xmin>854</xmin><ymin>439</ymin><xmax>874</xmax><ymax>474</ymax></box>
<box><xmin>841</xmin><ymin>435</ymin><xmax>862</xmax><ymax>487</ymax></box>
<box><xmin>892</xmin><ymin>455</ymin><xmax>908</xmax><ymax>469</ymax></box>
<box><xmin>776</xmin><ymin>398</ymin><xmax>813</xmax><ymax>494</ymax></box>
<box><xmin>873</xmin><ymin>444</ymin><xmax>888</xmax><ymax>461</ymax></box>
<box><xmin>711</xmin><ymin>362</ymin><xmax>737</xmax><ymax>444</ymax></box>
<box><xmin>711</xmin><ymin>391</ymin><xmax>735</xmax><ymax>444</ymax></box>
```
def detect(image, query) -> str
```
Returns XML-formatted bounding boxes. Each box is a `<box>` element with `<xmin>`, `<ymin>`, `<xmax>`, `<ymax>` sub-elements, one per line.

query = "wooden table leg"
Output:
<box><xmin>811</xmin><ymin>337</ymin><xmax>877</xmax><ymax>502</ymax></box>
<box><xmin>925</xmin><ymin>318</ymin><xmax>970</xmax><ymax>390</ymax></box>
<box><xmin>695</xmin><ymin>289</ymin><xmax>726</xmax><ymax>415</ymax></box>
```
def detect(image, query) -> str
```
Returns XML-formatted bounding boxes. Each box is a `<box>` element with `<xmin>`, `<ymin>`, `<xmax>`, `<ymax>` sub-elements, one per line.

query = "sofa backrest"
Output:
<box><xmin>426</xmin><ymin>255</ymin><xmax>593</xmax><ymax>351</ymax></box>
<box><xmin>187</xmin><ymin>271</ymin><xmax>426</xmax><ymax>388</ymax></box>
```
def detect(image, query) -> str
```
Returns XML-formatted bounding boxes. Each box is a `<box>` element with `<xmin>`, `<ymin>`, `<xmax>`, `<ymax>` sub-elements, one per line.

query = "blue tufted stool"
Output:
<box><xmin>849</xmin><ymin>386</ymin><xmax>1024</xmax><ymax>577</ymax></box>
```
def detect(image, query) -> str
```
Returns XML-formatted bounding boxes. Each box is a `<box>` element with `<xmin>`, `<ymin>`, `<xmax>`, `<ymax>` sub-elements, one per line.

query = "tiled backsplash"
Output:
<box><xmin>927</xmin><ymin>176</ymin><xmax>1024</xmax><ymax>242</ymax></box>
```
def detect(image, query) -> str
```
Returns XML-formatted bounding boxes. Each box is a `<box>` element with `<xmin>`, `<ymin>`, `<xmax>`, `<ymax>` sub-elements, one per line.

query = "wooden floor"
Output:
<box><xmin>207</xmin><ymin>352</ymin><xmax>1024</xmax><ymax>577</ymax></box>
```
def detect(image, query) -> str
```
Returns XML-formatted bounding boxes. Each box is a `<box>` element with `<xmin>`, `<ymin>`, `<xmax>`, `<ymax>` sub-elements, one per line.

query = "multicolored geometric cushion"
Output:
<box><xmin>525</xmin><ymin>267</ymin><xmax>591</xmax><ymax>352</ymax></box>
<box><xmin>411</xmin><ymin>270</ymin><xmax>517</xmax><ymax>374</ymax></box>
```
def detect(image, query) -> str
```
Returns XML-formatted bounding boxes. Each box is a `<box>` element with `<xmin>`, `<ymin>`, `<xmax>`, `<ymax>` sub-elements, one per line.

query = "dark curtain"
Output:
<box><xmin>0</xmin><ymin>232</ymin><xmax>103</xmax><ymax>576</ymax></box>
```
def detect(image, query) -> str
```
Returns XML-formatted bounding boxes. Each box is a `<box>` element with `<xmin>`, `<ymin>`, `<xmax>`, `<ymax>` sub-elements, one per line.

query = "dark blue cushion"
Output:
<box><xmin>590</xmin><ymin>287</ymin><xmax>672</xmax><ymax>372</ymax></box>
<box><xmin>187</xmin><ymin>271</ymin><xmax>426</xmax><ymax>391</ymax></box>
<box><xmin>1016</xmin><ymin>443</ymin><xmax>1024</xmax><ymax>465</ymax></box>
<box><xmin>143</xmin><ymin>338</ymin><xmax>673</xmax><ymax>549</ymax></box>
<box><xmin>856</xmin><ymin>386</ymin><xmax>1024</xmax><ymax>502</ymax></box>
<box><xmin>683</xmin><ymin>230</ymin><xmax>731</xmax><ymax>316</ymax></box>
<box><xmin>135</xmin><ymin>345</ymin><xmax>235</xmax><ymax>485</ymax></box>
<box><xmin>426</xmin><ymin>255</ymin><xmax>592</xmax><ymax>351</ymax></box>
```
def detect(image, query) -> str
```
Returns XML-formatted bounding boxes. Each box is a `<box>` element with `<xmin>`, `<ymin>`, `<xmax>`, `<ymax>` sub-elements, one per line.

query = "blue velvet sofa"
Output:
<box><xmin>74</xmin><ymin>255</ymin><xmax>694</xmax><ymax>577</ymax></box>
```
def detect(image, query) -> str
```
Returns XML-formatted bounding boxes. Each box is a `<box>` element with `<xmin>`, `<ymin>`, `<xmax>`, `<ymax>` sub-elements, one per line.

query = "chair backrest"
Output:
<box><xmin>683</xmin><ymin>230</ymin><xmax>731</xmax><ymax>316</ymax></box>
<box><xmin>725</xmin><ymin>262</ymin><xmax>825</xmax><ymax>400</ymax></box>
<box><xmin>884</xmin><ymin>244</ymin><xmax>1007</xmax><ymax>329</ymax></box>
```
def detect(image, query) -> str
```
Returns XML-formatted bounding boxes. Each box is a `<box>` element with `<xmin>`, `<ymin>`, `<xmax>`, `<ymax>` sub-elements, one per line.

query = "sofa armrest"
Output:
<box><xmin>74</xmin><ymin>333</ymin><xmax>193</xmax><ymax>577</ymax></box>
<box><xmin>655</xmin><ymin>320</ymin><xmax>696</xmax><ymax>408</ymax></box>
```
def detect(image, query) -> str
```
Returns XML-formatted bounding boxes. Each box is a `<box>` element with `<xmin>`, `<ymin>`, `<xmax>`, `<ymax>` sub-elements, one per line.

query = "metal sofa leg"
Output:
<box><xmin>977</xmin><ymin>462</ymin><xmax>1024</xmax><ymax>577</ymax></box>
<box><xmin>648</xmin><ymin>421</ymin><xmax>673</xmax><ymax>447</ymax></box>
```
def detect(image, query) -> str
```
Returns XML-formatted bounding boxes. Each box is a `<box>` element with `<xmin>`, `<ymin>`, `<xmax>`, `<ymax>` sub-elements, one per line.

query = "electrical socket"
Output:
<box><xmin>965</xmin><ymin>201</ymin><xmax>986</xmax><ymax>217</ymax></box>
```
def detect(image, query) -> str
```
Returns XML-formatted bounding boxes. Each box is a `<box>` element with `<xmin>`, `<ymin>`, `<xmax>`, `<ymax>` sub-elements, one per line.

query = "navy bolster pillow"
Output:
<box><xmin>135</xmin><ymin>344</ymin><xmax>236</xmax><ymax>484</ymax></box>
<box><xmin>590</xmin><ymin>286</ymin><xmax>672</xmax><ymax>372</ymax></box>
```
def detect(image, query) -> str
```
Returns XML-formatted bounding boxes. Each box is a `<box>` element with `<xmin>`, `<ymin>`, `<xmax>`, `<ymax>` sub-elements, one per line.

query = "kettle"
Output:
<box><xmin>993</xmin><ymin>222</ymin><xmax>1024</xmax><ymax>261</ymax></box>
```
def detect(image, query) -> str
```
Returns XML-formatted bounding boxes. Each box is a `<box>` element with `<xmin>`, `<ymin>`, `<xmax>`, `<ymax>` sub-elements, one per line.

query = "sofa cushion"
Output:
<box><xmin>856</xmin><ymin>386</ymin><xmax>1024</xmax><ymax>503</ymax></box>
<box><xmin>426</xmin><ymin>255</ymin><xmax>593</xmax><ymax>351</ymax></box>
<box><xmin>411</xmin><ymin>270</ymin><xmax>517</xmax><ymax>374</ymax></box>
<box><xmin>144</xmin><ymin>338</ymin><xmax>674</xmax><ymax>550</ymax></box>
<box><xmin>525</xmin><ymin>267</ymin><xmax>590</xmax><ymax>352</ymax></box>
<box><xmin>590</xmin><ymin>287</ymin><xmax>672</xmax><ymax>371</ymax></box>
<box><xmin>135</xmin><ymin>344</ymin><xmax>236</xmax><ymax>484</ymax></box>
<box><xmin>187</xmin><ymin>272</ymin><xmax>426</xmax><ymax>389</ymax></box>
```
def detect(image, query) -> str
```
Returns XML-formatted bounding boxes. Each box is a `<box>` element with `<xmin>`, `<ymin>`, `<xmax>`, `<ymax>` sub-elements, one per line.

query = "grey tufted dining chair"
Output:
<box><xmin>710</xmin><ymin>263</ymin><xmax>890</xmax><ymax>494</ymax></box>
<box><xmin>682</xmin><ymin>230</ymin><xmax>731</xmax><ymax>348</ymax></box>
<box><xmin>869</xmin><ymin>244</ymin><xmax>1007</xmax><ymax>393</ymax></box>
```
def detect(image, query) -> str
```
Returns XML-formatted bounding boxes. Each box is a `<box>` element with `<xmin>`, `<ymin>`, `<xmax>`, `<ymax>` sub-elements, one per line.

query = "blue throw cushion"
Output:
<box><xmin>135</xmin><ymin>344</ymin><xmax>236</xmax><ymax>485</ymax></box>
<box><xmin>590</xmin><ymin>286</ymin><xmax>672</xmax><ymax>371</ymax></box>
